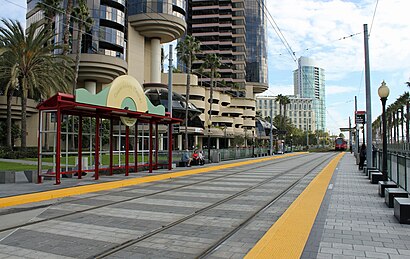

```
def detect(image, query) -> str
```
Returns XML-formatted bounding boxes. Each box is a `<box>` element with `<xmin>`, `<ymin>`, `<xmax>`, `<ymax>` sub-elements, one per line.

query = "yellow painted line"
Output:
<box><xmin>245</xmin><ymin>152</ymin><xmax>344</xmax><ymax>259</ymax></box>
<box><xmin>0</xmin><ymin>152</ymin><xmax>307</xmax><ymax>208</ymax></box>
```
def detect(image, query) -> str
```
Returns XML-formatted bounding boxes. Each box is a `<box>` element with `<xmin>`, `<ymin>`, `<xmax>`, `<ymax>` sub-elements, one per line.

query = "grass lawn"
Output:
<box><xmin>0</xmin><ymin>161</ymin><xmax>51</xmax><ymax>171</ymax></box>
<box><xmin>24</xmin><ymin>154</ymin><xmax>171</xmax><ymax>166</ymax></box>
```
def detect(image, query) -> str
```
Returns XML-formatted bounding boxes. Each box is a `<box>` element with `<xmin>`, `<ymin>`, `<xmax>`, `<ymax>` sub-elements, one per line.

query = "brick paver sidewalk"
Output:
<box><xmin>303</xmin><ymin>153</ymin><xmax>410</xmax><ymax>259</ymax></box>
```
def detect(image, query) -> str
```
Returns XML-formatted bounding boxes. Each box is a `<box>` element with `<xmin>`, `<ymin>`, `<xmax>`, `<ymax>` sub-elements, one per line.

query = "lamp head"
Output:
<box><xmin>378</xmin><ymin>81</ymin><xmax>390</xmax><ymax>99</ymax></box>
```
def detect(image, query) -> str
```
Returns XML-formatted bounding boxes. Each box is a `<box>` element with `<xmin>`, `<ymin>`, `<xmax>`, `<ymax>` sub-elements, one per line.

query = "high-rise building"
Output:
<box><xmin>187</xmin><ymin>0</ymin><xmax>247</xmax><ymax>91</ymax></box>
<box><xmin>245</xmin><ymin>0</ymin><xmax>268</xmax><ymax>91</ymax></box>
<box><xmin>21</xmin><ymin>0</ymin><xmax>271</xmax><ymax>150</ymax></box>
<box><xmin>293</xmin><ymin>56</ymin><xmax>325</xmax><ymax>131</ymax></box>
<box><xmin>26</xmin><ymin>0</ymin><xmax>186</xmax><ymax>93</ymax></box>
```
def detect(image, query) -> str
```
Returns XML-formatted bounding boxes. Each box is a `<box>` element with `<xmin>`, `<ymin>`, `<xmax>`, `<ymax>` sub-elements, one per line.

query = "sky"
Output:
<box><xmin>1</xmin><ymin>0</ymin><xmax>409</xmax><ymax>136</ymax></box>
<box><xmin>264</xmin><ymin>0</ymin><xmax>410</xmax><ymax>135</ymax></box>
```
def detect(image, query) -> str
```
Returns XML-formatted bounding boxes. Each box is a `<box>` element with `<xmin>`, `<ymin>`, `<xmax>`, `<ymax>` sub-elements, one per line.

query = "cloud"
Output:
<box><xmin>326</xmin><ymin>85</ymin><xmax>357</xmax><ymax>95</ymax></box>
<box><xmin>258</xmin><ymin>85</ymin><xmax>294</xmax><ymax>96</ymax></box>
<box><xmin>266</xmin><ymin>0</ymin><xmax>410</xmax><ymax>81</ymax></box>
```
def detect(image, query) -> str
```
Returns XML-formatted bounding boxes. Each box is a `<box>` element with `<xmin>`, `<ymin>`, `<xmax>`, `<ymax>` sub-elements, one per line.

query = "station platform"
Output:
<box><xmin>0</xmin><ymin>153</ymin><xmax>409</xmax><ymax>258</ymax></box>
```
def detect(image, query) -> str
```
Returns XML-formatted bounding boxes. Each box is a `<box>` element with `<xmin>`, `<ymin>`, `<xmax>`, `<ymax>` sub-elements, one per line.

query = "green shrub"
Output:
<box><xmin>0</xmin><ymin>147</ymin><xmax>38</xmax><ymax>159</ymax></box>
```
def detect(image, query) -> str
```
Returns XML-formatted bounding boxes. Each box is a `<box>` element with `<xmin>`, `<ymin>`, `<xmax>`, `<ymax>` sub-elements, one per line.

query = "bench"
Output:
<box><xmin>177</xmin><ymin>161</ymin><xmax>188</xmax><ymax>167</ymax></box>
<box><xmin>385</xmin><ymin>188</ymin><xmax>409</xmax><ymax>208</ymax></box>
<box><xmin>378</xmin><ymin>181</ymin><xmax>397</xmax><ymax>197</ymax></box>
<box><xmin>394</xmin><ymin>198</ymin><xmax>410</xmax><ymax>224</ymax></box>
<box><xmin>368</xmin><ymin>169</ymin><xmax>379</xmax><ymax>180</ymax></box>
<box><xmin>370</xmin><ymin>171</ymin><xmax>384</xmax><ymax>184</ymax></box>
<box><xmin>364</xmin><ymin>167</ymin><xmax>377</xmax><ymax>176</ymax></box>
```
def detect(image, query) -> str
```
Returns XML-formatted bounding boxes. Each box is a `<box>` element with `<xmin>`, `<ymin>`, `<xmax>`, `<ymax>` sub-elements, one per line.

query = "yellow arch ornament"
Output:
<box><xmin>106</xmin><ymin>75</ymin><xmax>148</xmax><ymax>113</ymax></box>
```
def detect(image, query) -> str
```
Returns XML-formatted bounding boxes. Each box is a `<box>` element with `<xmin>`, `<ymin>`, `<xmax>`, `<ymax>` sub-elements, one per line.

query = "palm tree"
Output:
<box><xmin>275</xmin><ymin>94</ymin><xmax>290</xmax><ymax>131</ymax></box>
<box><xmin>0</xmin><ymin>70</ymin><xmax>16</xmax><ymax>149</ymax></box>
<box><xmin>202</xmin><ymin>53</ymin><xmax>221</xmax><ymax>126</ymax></box>
<box><xmin>176</xmin><ymin>35</ymin><xmax>201</xmax><ymax>149</ymax></box>
<box><xmin>202</xmin><ymin>53</ymin><xmax>221</xmax><ymax>157</ymax></box>
<box><xmin>282</xmin><ymin>95</ymin><xmax>291</xmax><ymax>130</ymax></box>
<box><xmin>275</xmin><ymin>94</ymin><xmax>284</xmax><ymax>123</ymax></box>
<box><xmin>71</xmin><ymin>0</ymin><xmax>93</xmax><ymax>93</ymax></box>
<box><xmin>36</xmin><ymin>0</ymin><xmax>63</xmax><ymax>34</ymax></box>
<box><xmin>0</xmin><ymin>41</ymin><xmax>16</xmax><ymax>148</ymax></box>
<box><xmin>0</xmin><ymin>19</ymin><xmax>74</xmax><ymax>148</ymax></box>
<box><xmin>405</xmin><ymin>92</ymin><xmax>410</xmax><ymax>143</ymax></box>
<box><xmin>63</xmin><ymin>0</ymin><xmax>73</xmax><ymax>55</ymax></box>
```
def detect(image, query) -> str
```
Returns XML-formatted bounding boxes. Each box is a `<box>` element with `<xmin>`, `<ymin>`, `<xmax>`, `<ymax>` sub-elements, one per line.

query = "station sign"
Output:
<box><xmin>355</xmin><ymin>111</ymin><xmax>366</xmax><ymax>124</ymax></box>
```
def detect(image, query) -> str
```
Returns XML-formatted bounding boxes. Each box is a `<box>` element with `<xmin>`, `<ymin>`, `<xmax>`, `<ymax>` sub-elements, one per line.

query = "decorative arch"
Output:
<box><xmin>106</xmin><ymin>75</ymin><xmax>148</xmax><ymax>112</ymax></box>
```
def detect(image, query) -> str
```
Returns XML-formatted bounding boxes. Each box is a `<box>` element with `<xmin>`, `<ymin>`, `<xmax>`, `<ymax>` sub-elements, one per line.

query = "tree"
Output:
<box><xmin>176</xmin><ymin>35</ymin><xmax>201</xmax><ymax>149</ymax></box>
<box><xmin>71</xmin><ymin>0</ymin><xmax>93</xmax><ymax>93</ymax></box>
<box><xmin>275</xmin><ymin>94</ymin><xmax>284</xmax><ymax>124</ymax></box>
<box><xmin>275</xmin><ymin>94</ymin><xmax>290</xmax><ymax>142</ymax></box>
<box><xmin>63</xmin><ymin>0</ymin><xmax>73</xmax><ymax>55</ymax></box>
<box><xmin>0</xmin><ymin>19</ymin><xmax>74</xmax><ymax>148</ymax></box>
<box><xmin>202</xmin><ymin>53</ymin><xmax>221</xmax><ymax>128</ymax></box>
<box><xmin>36</xmin><ymin>0</ymin><xmax>63</xmax><ymax>35</ymax></box>
<box><xmin>0</xmin><ymin>41</ymin><xmax>17</xmax><ymax>148</ymax></box>
<box><xmin>281</xmin><ymin>95</ymin><xmax>291</xmax><ymax>130</ymax></box>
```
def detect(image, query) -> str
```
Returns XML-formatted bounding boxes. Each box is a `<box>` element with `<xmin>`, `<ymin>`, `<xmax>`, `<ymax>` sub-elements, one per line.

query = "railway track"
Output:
<box><xmin>0</xmin><ymin>153</ymin><xmax>337</xmax><ymax>258</ymax></box>
<box><xmin>89</xmin><ymin>153</ymin><xmax>336</xmax><ymax>258</ymax></box>
<box><xmin>0</xmin><ymin>154</ymin><xmax>305</xmax><ymax>233</ymax></box>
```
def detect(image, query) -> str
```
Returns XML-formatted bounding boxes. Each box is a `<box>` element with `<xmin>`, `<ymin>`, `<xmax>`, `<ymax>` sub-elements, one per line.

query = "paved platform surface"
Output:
<box><xmin>0</xmin><ymin>153</ymin><xmax>409</xmax><ymax>258</ymax></box>
<box><xmin>302</xmin><ymin>153</ymin><xmax>410</xmax><ymax>259</ymax></box>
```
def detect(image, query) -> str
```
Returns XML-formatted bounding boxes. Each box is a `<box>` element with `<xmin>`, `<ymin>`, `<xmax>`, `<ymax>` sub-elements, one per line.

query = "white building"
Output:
<box><xmin>256</xmin><ymin>95</ymin><xmax>316</xmax><ymax>132</ymax></box>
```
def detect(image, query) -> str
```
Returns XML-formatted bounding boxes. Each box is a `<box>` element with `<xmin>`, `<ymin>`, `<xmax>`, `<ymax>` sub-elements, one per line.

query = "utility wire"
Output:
<box><xmin>369</xmin><ymin>0</ymin><xmax>379</xmax><ymax>36</ymax></box>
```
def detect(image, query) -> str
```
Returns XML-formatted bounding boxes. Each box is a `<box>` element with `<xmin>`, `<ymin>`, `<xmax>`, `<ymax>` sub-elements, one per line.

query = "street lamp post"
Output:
<box><xmin>378</xmin><ymin>81</ymin><xmax>389</xmax><ymax>181</ymax></box>
<box><xmin>244</xmin><ymin>128</ymin><xmax>247</xmax><ymax>148</ymax></box>
<box><xmin>207</xmin><ymin>119</ymin><xmax>212</xmax><ymax>163</ymax></box>
<box><xmin>224</xmin><ymin>125</ymin><xmax>227</xmax><ymax>148</ymax></box>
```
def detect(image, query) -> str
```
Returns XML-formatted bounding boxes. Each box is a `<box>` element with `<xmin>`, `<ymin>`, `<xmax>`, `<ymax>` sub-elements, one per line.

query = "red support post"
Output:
<box><xmin>149</xmin><ymin>121</ymin><xmax>153</xmax><ymax>173</ymax></box>
<box><xmin>168</xmin><ymin>123</ymin><xmax>173</xmax><ymax>170</ymax></box>
<box><xmin>155</xmin><ymin>123</ymin><xmax>158</xmax><ymax>169</ymax></box>
<box><xmin>95</xmin><ymin>116</ymin><xmax>100</xmax><ymax>180</ymax></box>
<box><xmin>56</xmin><ymin>109</ymin><xmax>61</xmax><ymax>185</ymax></box>
<box><xmin>78</xmin><ymin>115</ymin><xmax>83</xmax><ymax>179</ymax></box>
<box><xmin>134</xmin><ymin>122</ymin><xmax>138</xmax><ymax>173</ymax></box>
<box><xmin>109</xmin><ymin>118</ymin><xmax>113</xmax><ymax>175</ymax></box>
<box><xmin>37</xmin><ymin>110</ymin><xmax>42</xmax><ymax>183</ymax></box>
<box><xmin>125</xmin><ymin>125</ymin><xmax>129</xmax><ymax>176</ymax></box>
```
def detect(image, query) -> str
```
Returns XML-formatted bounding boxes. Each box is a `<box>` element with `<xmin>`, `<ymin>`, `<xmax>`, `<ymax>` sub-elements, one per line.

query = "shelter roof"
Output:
<box><xmin>37</xmin><ymin>92</ymin><xmax>181</xmax><ymax>124</ymax></box>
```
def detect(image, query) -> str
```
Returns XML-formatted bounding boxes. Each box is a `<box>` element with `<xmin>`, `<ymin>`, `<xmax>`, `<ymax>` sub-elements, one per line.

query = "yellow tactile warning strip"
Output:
<box><xmin>245</xmin><ymin>152</ymin><xmax>344</xmax><ymax>259</ymax></box>
<box><xmin>0</xmin><ymin>152</ymin><xmax>306</xmax><ymax>209</ymax></box>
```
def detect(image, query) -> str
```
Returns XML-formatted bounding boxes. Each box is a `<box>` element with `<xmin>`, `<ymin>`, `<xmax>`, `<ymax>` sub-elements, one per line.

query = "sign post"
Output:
<box><xmin>355</xmin><ymin>111</ymin><xmax>366</xmax><ymax>125</ymax></box>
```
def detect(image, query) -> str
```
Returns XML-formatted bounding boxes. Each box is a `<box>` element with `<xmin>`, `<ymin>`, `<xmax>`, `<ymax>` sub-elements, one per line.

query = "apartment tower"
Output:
<box><xmin>187</xmin><ymin>0</ymin><xmax>247</xmax><ymax>93</ymax></box>
<box><xmin>293</xmin><ymin>56</ymin><xmax>326</xmax><ymax>131</ymax></box>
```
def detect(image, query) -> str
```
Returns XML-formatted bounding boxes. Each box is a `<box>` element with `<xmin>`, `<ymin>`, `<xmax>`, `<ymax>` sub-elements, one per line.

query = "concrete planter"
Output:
<box><xmin>0</xmin><ymin>171</ymin><xmax>16</xmax><ymax>184</ymax></box>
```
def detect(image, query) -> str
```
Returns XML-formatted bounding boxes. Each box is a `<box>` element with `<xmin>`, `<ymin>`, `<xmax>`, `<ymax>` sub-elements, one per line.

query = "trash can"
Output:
<box><xmin>211</xmin><ymin>152</ymin><xmax>221</xmax><ymax>163</ymax></box>
<box><xmin>75</xmin><ymin>157</ymin><xmax>89</xmax><ymax>170</ymax></box>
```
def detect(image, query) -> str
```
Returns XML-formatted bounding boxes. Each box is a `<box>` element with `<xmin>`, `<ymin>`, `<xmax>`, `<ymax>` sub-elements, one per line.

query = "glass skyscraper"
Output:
<box><xmin>245</xmin><ymin>0</ymin><xmax>268</xmax><ymax>87</ymax></box>
<box><xmin>293</xmin><ymin>56</ymin><xmax>326</xmax><ymax>131</ymax></box>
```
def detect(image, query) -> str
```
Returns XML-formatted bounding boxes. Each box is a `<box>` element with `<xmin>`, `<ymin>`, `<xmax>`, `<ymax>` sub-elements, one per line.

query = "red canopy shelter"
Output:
<box><xmin>36</xmin><ymin>92</ymin><xmax>181</xmax><ymax>185</ymax></box>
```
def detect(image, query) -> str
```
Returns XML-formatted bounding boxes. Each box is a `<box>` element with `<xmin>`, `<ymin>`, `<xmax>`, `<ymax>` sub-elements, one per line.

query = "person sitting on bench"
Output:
<box><xmin>192</xmin><ymin>149</ymin><xmax>205</xmax><ymax>165</ymax></box>
<box><xmin>181</xmin><ymin>149</ymin><xmax>192</xmax><ymax>167</ymax></box>
<box><xmin>192</xmin><ymin>149</ymin><xmax>200</xmax><ymax>165</ymax></box>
